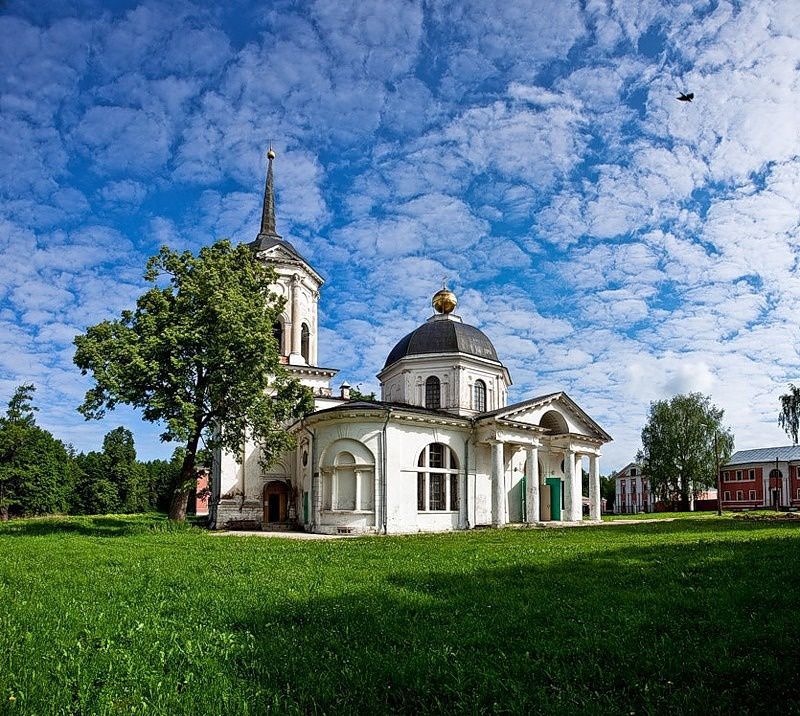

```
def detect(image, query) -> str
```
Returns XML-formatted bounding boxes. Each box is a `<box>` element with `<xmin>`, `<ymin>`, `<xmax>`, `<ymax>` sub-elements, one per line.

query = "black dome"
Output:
<box><xmin>384</xmin><ymin>319</ymin><xmax>499</xmax><ymax>368</ymax></box>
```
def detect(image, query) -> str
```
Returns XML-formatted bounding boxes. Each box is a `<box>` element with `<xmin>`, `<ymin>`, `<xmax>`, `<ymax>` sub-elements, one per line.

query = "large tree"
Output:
<box><xmin>638</xmin><ymin>393</ymin><xmax>733</xmax><ymax>511</ymax></box>
<box><xmin>778</xmin><ymin>383</ymin><xmax>800</xmax><ymax>444</ymax></box>
<box><xmin>74</xmin><ymin>240</ymin><xmax>313</xmax><ymax>521</ymax></box>
<box><xmin>0</xmin><ymin>384</ymin><xmax>77</xmax><ymax>520</ymax></box>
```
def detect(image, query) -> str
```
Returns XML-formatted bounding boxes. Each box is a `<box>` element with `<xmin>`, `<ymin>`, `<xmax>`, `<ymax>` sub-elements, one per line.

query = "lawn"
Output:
<box><xmin>1</xmin><ymin>516</ymin><xmax>799</xmax><ymax>714</ymax></box>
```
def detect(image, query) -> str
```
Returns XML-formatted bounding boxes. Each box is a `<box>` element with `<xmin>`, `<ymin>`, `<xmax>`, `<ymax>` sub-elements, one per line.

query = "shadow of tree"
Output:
<box><xmin>218</xmin><ymin>522</ymin><xmax>800</xmax><ymax>714</ymax></box>
<box><xmin>0</xmin><ymin>514</ymin><xmax>174</xmax><ymax>537</ymax></box>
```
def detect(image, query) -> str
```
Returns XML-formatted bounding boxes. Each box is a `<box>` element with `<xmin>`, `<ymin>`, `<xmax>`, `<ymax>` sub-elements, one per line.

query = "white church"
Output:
<box><xmin>211</xmin><ymin>151</ymin><xmax>611</xmax><ymax>534</ymax></box>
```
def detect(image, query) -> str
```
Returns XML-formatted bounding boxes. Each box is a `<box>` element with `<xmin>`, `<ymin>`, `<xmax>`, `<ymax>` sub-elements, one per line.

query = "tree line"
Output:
<box><xmin>0</xmin><ymin>384</ymin><xmax>189</xmax><ymax>521</ymax></box>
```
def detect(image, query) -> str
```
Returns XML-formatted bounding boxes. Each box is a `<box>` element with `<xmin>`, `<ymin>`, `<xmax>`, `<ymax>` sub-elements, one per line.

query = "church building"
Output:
<box><xmin>210</xmin><ymin>151</ymin><xmax>612</xmax><ymax>533</ymax></box>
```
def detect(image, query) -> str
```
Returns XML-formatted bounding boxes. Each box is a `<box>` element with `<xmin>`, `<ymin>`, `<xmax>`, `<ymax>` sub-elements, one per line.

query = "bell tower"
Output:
<box><xmin>249</xmin><ymin>148</ymin><xmax>322</xmax><ymax>366</ymax></box>
<box><xmin>248</xmin><ymin>148</ymin><xmax>338</xmax><ymax>395</ymax></box>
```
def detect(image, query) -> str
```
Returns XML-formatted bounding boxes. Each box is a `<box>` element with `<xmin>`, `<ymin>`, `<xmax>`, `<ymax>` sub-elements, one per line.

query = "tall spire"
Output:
<box><xmin>257</xmin><ymin>145</ymin><xmax>281</xmax><ymax>240</ymax></box>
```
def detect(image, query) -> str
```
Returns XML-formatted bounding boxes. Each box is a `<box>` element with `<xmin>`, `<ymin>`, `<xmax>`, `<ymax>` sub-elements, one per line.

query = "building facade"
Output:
<box><xmin>613</xmin><ymin>462</ymin><xmax>655</xmax><ymax>514</ymax></box>
<box><xmin>721</xmin><ymin>446</ymin><xmax>800</xmax><ymax>510</ymax></box>
<box><xmin>210</xmin><ymin>151</ymin><xmax>612</xmax><ymax>533</ymax></box>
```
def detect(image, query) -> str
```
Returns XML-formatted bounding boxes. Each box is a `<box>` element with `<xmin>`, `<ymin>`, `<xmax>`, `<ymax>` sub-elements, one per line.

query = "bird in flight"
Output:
<box><xmin>677</xmin><ymin>92</ymin><xmax>694</xmax><ymax>102</ymax></box>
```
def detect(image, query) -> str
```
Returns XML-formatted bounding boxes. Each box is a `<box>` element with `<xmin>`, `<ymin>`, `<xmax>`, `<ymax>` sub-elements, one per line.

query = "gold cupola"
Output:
<box><xmin>432</xmin><ymin>284</ymin><xmax>457</xmax><ymax>314</ymax></box>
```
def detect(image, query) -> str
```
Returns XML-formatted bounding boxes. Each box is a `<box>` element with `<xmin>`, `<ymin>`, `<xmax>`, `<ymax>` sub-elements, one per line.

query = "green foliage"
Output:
<box><xmin>142</xmin><ymin>449</ymin><xmax>186</xmax><ymax>513</ymax></box>
<box><xmin>349</xmin><ymin>386</ymin><xmax>377</xmax><ymax>402</ymax></box>
<box><xmin>74</xmin><ymin>240</ymin><xmax>313</xmax><ymax>519</ymax></box>
<box><xmin>778</xmin><ymin>383</ymin><xmax>800</xmax><ymax>444</ymax></box>
<box><xmin>0</xmin><ymin>385</ymin><xmax>75</xmax><ymax>519</ymax></box>
<box><xmin>600</xmin><ymin>474</ymin><xmax>616</xmax><ymax>508</ymax></box>
<box><xmin>638</xmin><ymin>393</ymin><xmax>734</xmax><ymax>508</ymax></box>
<box><xmin>2</xmin><ymin>516</ymin><xmax>800</xmax><ymax>713</ymax></box>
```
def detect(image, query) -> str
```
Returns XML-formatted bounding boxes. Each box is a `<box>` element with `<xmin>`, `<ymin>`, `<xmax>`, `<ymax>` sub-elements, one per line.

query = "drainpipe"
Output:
<box><xmin>300</xmin><ymin>419</ymin><xmax>316</xmax><ymax>530</ymax></box>
<box><xmin>381</xmin><ymin>407</ymin><xmax>392</xmax><ymax>534</ymax></box>
<box><xmin>463</xmin><ymin>422</ymin><xmax>476</xmax><ymax>530</ymax></box>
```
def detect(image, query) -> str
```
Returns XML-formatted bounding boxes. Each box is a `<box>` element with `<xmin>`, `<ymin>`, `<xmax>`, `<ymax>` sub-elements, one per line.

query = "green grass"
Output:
<box><xmin>601</xmin><ymin>511</ymin><xmax>721</xmax><ymax>521</ymax></box>
<box><xmin>2</xmin><ymin>516</ymin><xmax>800</xmax><ymax>714</ymax></box>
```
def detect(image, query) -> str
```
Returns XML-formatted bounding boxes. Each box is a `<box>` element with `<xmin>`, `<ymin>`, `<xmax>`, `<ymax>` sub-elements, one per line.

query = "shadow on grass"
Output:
<box><xmin>218</xmin><ymin>522</ymin><xmax>800</xmax><ymax>715</ymax></box>
<box><xmin>0</xmin><ymin>513</ymin><xmax>188</xmax><ymax>537</ymax></box>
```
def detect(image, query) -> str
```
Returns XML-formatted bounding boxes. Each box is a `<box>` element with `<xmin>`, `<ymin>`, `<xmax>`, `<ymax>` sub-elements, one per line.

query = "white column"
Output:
<box><xmin>573</xmin><ymin>452</ymin><xmax>583</xmax><ymax>520</ymax></box>
<box><xmin>355</xmin><ymin>470</ymin><xmax>362</xmax><ymax>511</ymax></box>
<box><xmin>290</xmin><ymin>274</ymin><xmax>302</xmax><ymax>360</ymax></box>
<box><xmin>311</xmin><ymin>469</ymin><xmax>322</xmax><ymax>527</ymax></box>
<box><xmin>311</xmin><ymin>290</ymin><xmax>319</xmax><ymax>365</ymax></box>
<box><xmin>525</xmin><ymin>445</ymin><xmax>539</xmax><ymax>523</ymax></box>
<box><xmin>491</xmin><ymin>441</ymin><xmax>505</xmax><ymax>527</ymax></box>
<box><xmin>589</xmin><ymin>455</ymin><xmax>601</xmax><ymax>521</ymax></box>
<box><xmin>563</xmin><ymin>449</ymin><xmax>573</xmax><ymax>522</ymax></box>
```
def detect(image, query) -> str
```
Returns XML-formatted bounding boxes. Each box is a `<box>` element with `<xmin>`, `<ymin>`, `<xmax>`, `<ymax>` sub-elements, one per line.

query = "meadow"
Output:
<box><xmin>1</xmin><ymin>515</ymin><xmax>799</xmax><ymax>715</ymax></box>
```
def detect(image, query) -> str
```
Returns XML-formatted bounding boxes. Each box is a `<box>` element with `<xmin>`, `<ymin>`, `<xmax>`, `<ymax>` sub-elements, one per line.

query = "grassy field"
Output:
<box><xmin>2</xmin><ymin>516</ymin><xmax>800</xmax><ymax>714</ymax></box>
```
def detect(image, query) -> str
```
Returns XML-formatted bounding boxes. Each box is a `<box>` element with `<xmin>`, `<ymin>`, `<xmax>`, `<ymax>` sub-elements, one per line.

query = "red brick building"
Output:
<box><xmin>721</xmin><ymin>446</ymin><xmax>800</xmax><ymax>510</ymax></box>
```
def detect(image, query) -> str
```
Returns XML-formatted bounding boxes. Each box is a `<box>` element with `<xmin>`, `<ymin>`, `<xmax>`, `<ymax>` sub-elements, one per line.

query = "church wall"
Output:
<box><xmin>310</xmin><ymin>420</ymin><xmax>382</xmax><ymax>535</ymax></box>
<box><xmin>507</xmin><ymin>446</ymin><xmax>527</xmax><ymax>523</ymax></box>
<box><xmin>379</xmin><ymin>354</ymin><xmax>509</xmax><ymax>416</ymax></box>
<box><xmin>383</xmin><ymin>420</ymin><xmax>468</xmax><ymax>534</ymax></box>
<box><xmin>473</xmin><ymin>444</ymin><xmax>493</xmax><ymax>526</ymax></box>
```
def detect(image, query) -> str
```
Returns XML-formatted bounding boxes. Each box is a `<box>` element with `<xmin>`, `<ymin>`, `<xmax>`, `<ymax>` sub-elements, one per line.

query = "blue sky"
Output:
<box><xmin>1</xmin><ymin>0</ymin><xmax>799</xmax><ymax>471</ymax></box>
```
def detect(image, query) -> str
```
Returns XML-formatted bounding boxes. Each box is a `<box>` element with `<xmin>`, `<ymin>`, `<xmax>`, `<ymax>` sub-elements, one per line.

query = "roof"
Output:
<box><xmin>478</xmin><ymin>391</ymin><xmax>613</xmax><ymax>443</ymax></box>
<box><xmin>384</xmin><ymin>318</ymin><xmax>499</xmax><ymax>369</ymax></box>
<box><xmin>301</xmin><ymin>399</ymin><xmax>471</xmax><ymax>424</ymax></box>
<box><xmin>249</xmin><ymin>235</ymin><xmax>309</xmax><ymax>263</ymax></box>
<box><xmin>725</xmin><ymin>445</ymin><xmax>800</xmax><ymax>466</ymax></box>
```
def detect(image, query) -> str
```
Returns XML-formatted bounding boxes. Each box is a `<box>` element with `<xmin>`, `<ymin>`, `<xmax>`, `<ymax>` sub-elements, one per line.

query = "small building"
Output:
<box><xmin>613</xmin><ymin>462</ymin><xmax>654</xmax><ymax>514</ymax></box>
<box><xmin>614</xmin><ymin>462</ymin><xmax>718</xmax><ymax>513</ymax></box>
<box><xmin>721</xmin><ymin>446</ymin><xmax>800</xmax><ymax>510</ymax></box>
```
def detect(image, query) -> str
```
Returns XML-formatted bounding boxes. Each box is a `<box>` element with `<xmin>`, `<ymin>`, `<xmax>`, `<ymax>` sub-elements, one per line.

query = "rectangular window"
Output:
<box><xmin>749</xmin><ymin>469</ymin><xmax>755</xmax><ymax>480</ymax></box>
<box><xmin>724</xmin><ymin>491</ymin><xmax>731</xmax><ymax>501</ymax></box>
<box><xmin>417</xmin><ymin>472</ymin><xmax>425</xmax><ymax>511</ymax></box>
<box><xmin>428</xmin><ymin>443</ymin><xmax>444</xmax><ymax>469</ymax></box>
<box><xmin>429</xmin><ymin>473</ymin><xmax>446</xmax><ymax>511</ymax></box>
<box><xmin>736</xmin><ymin>470</ymin><xmax>742</xmax><ymax>480</ymax></box>
<box><xmin>736</xmin><ymin>490</ymin><xmax>743</xmax><ymax>501</ymax></box>
<box><xmin>749</xmin><ymin>490</ymin><xmax>756</xmax><ymax>500</ymax></box>
<box><xmin>449</xmin><ymin>473</ymin><xmax>459</xmax><ymax>511</ymax></box>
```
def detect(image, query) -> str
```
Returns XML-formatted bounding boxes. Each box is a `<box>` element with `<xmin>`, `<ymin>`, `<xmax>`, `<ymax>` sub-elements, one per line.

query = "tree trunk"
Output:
<box><xmin>0</xmin><ymin>484</ymin><xmax>7</xmax><ymax>521</ymax></box>
<box><xmin>168</xmin><ymin>433</ymin><xmax>200</xmax><ymax>522</ymax></box>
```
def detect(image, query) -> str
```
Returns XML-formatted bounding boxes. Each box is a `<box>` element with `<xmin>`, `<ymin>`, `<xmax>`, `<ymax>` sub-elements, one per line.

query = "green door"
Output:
<box><xmin>546</xmin><ymin>477</ymin><xmax>562</xmax><ymax>521</ymax></box>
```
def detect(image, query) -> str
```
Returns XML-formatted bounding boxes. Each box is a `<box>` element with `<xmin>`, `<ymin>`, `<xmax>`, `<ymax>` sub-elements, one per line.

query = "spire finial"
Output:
<box><xmin>432</xmin><ymin>284</ymin><xmax>457</xmax><ymax>314</ymax></box>
<box><xmin>258</xmin><ymin>146</ymin><xmax>280</xmax><ymax>239</ymax></box>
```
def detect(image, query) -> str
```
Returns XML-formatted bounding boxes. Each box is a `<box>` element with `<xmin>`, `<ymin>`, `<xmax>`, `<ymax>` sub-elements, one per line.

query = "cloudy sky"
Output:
<box><xmin>1</xmin><ymin>0</ymin><xmax>799</xmax><ymax>469</ymax></box>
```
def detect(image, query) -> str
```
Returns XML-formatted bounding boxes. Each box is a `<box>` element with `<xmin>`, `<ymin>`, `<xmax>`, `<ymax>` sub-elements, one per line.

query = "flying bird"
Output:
<box><xmin>677</xmin><ymin>92</ymin><xmax>694</xmax><ymax>102</ymax></box>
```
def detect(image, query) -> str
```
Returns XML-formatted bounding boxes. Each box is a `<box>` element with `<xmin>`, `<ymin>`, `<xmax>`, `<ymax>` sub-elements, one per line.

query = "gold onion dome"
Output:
<box><xmin>432</xmin><ymin>286</ymin><xmax>457</xmax><ymax>314</ymax></box>
<box><xmin>267</xmin><ymin>147</ymin><xmax>276</xmax><ymax>160</ymax></box>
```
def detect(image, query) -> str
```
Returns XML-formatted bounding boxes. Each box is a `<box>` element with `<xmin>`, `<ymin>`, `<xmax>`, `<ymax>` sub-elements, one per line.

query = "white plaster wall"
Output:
<box><xmin>379</xmin><ymin>354</ymin><xmax>509</xmax><ymax>416</ymax></box>
<box><xmin>473</xmin><ymin>444</ymin><xmax>492</xmax><ymax>526</ymax></box>
<box><xmin>383</xmin><ymin>420</ymin><xmax>469</xmax><ymax>533</ymax></box>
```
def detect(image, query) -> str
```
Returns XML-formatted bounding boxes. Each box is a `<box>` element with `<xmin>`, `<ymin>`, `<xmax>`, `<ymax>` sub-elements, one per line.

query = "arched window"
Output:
<box><xmin>321</xmin><ymin>446</ymin><xmax>375</xmax><ymax>513</ymax></box>
<box><xmin>425</xmin><ymin>376</ymin><xmax>441</xmax><ymax>409</ymax></box>
<box><xmin>417</xmin><ymin>443</ymin><xmax>459</xmax><ymax>512</ymax></box>
<box><xmin>301</xmin><ymin>323</ymin><xmax>310</xmax><ymax>363</ymax></box>
<box><xmin>272</xmin><ymin>320</ymin><xmax>283</xmax><ymax>354</ymax></box>
<box><xmin>333</xmin><ymin>451</ymin><xmax>356</xmax><ymax>511</ymax></box>
<box><xmin>473</xmin><ymin>379</ymin><xmax>486</xmax><ymax>412</ymax></box>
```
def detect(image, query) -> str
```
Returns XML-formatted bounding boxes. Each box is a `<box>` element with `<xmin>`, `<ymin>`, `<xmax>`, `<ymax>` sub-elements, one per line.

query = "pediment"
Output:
<box><xmin>257</xmin><ymin>245</ymin><xmax>324</xmax><ymax>284</ymax></box>
<box><xmin>489</xmin><ymin>392</ymin><xmax>611</xmax><ymax>443</ymax></box>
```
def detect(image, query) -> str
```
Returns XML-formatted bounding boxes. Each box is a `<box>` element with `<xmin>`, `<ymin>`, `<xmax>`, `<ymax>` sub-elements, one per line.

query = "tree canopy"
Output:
<box><xmin>74</xmin><ymin>240</ymin><xmax>313</xmax><ymax>520</ymax></box>
<box><xmin>0</xmin><ymin>384</ymin><xmax>77</xmax><ymax>520</ymax></box>
<box><xmin>778</xmin><ymin>383</ymin><xmax>800</xmax><ymax>444</ymax></box>
<box><xmin>638</xmin><ymin>392</ymin><xmax>733</xmax><ymax>510</ymax></box>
